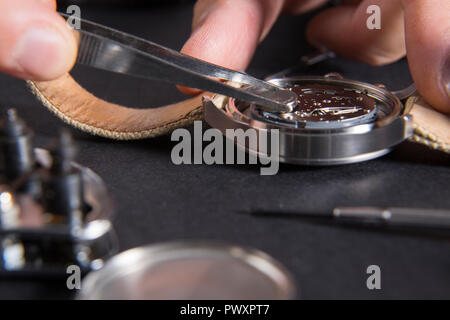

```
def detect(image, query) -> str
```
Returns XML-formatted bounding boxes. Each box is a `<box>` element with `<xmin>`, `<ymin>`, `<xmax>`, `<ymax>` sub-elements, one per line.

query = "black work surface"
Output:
<box><xmin>0</xmin><ymin>4</ymin><xmax>449</xmax><ymax>299</ymax></box>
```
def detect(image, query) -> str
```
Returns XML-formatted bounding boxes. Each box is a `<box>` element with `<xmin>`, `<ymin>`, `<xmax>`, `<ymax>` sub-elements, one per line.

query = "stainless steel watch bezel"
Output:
<box><xmin>203</xmin><ymin>76</ymin><xmax>414</xmax><ymax>165</ymax></box>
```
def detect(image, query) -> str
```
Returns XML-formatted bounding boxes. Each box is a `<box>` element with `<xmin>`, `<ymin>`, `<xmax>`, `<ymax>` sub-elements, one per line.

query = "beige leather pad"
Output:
<box><xmin>406</xmin><ymin>96</ymin><xmax>450</xmax><ymax>153</ymax></box>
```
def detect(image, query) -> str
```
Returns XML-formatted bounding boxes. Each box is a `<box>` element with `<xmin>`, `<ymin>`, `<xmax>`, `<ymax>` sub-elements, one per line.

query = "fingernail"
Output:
<box><xmin>13</xmin><ymin>26</ymin><xmax>73</xmax><ymax>79</ymax></box>
<box><xmin>443</xmin><ymin>56</ymin><xmax>450</xmax><ymax>98</ymax></box>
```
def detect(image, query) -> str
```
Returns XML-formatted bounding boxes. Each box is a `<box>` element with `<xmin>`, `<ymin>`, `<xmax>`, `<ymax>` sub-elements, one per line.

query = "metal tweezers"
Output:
<box><xmin>63</xmin><ymin>13</ymin><xmax>297</xmax><ymax>113</ymax></box>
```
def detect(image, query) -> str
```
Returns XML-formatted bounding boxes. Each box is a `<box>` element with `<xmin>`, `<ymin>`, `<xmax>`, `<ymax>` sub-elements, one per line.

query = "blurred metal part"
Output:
<box><xmin>0</xmin><ymin>109</ymin><xmax>35</xmax><ymax>182</ymax></box>
<box><xmin>0</xmin><ymin>148</ymin><xmax>117</xmax><ymax>276</ymax></box>
<box><xmin>0</xmin><ymin>187</ymin><xmax>20</xmax><ymax>229</ymax></box>
<box><xmin>79</xmin><ymin>241</ymin><xmax>296</xmax><ymax>300</ymax></box>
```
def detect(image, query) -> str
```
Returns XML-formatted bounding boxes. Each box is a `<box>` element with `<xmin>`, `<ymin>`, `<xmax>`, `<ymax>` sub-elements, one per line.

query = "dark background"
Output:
<box><xmin>0</xmin><ymin>2</ymin><xmax>449</xmax><ymax>299</ymax></box>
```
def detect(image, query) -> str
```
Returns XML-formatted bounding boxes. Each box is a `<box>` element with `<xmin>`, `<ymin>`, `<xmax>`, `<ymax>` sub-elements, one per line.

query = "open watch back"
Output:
<box><xmin>204</xmin><ymin>74</ymin><xmax>414</xmax><ymax>165</ymax></box>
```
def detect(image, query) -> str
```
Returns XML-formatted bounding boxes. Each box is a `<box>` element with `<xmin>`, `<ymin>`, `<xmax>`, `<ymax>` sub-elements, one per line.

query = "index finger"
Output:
<box><xmin>179</xmin><ymin>0</ymin><xmax>285</xmax><ymax>95</ymax></box>
<box><xmin>403</xmin><ymin>0</ymin><xmax>450</xmax><ymax>114</ymax></box>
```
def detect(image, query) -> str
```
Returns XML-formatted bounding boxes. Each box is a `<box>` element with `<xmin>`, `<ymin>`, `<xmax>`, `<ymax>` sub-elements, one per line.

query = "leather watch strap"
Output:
<box><xmin>405</xmin><ymin>95</ymin><xmax>450</xmax><ymax>154</ymax></box>
<box><xmin>27</xmin><ymin>73</ymin><xmax>206</xmax><ymax>140</ymax></box>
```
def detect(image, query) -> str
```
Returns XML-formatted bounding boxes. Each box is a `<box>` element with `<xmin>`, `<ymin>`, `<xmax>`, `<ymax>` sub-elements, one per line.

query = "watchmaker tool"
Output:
<box><xmin>0</xmin><ymin>109</ymin><xmax>117</xmax><ymax>276</ymax></box>
<box><xmin>62</xmin><ymin>13</ymin><xmax>297</xmax><ymax>113</ymax></box>
<box><xmin>249</xmin><ymin>207</ymin><xmax>450</xmax><ymax>232</ymax></box>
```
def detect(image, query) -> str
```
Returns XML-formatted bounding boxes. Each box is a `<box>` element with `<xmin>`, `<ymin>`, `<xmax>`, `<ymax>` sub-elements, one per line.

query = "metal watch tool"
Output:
<box><xmin>250</xmin><ymin>206</ymin><xmax>450</xmax><ymax>231</ymax></box>
<box><xmin>63</xmin><ymin>13</ymin><xmax>297</xmax><ymax>113</ymax></box>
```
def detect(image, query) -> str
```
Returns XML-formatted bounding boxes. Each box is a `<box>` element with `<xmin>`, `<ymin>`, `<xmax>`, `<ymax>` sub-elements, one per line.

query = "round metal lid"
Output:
<box><xmin>78</xmin><ymin>241</ymin><xmax>296</xmax><ymax>300</ymax></box>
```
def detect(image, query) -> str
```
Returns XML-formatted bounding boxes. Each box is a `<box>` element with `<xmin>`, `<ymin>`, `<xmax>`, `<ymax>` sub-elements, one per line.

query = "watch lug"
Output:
<box><xmin>393</xmin><ymin>83</ymin><xmax>417</xmax><ymax>101</ymax></box>
<box><xmin>402</xmin><ymin>114</ymin><xmax>414</xmax><ymax>138</ymax></box>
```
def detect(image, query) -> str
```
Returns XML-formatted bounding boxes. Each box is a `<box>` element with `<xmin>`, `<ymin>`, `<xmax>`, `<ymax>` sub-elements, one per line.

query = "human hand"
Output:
<box><xmin>181</xmin><ymin>0</ymin><xmax>450</xmax><ymax>114</ymax></box>
<box><xmin>0</xmin><ymin>0</ymin><xmax>77</xmax><ymax>81</ymax></box>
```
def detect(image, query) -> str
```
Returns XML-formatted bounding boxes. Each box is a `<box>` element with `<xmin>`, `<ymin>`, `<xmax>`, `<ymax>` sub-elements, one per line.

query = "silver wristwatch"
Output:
<box><xmin>203</xmin><ymin>53</ymin><xmax>449</xmax><ymax>165</ymax></box>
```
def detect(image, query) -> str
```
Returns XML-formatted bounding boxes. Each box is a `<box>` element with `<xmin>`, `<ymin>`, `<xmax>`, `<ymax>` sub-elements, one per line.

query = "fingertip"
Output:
<box><xmin>177</xmin><ymin>85</ymin><xmax>202</xmax><ymax>96</ymax></box>
<box><xmin>179</xmin><ymin>0</ymin><xmax>266</xmax><ymax>96</ymax></box>
<box><xmin>181</xmin><ymin>0</ymin><xmax>264</xmax><ymax>72</ymax></box>
<box><xmin>306</xmin><ymin>2</ymin><xmax>406</xmax><ymax>66</ymax></box>
<box><xmin>417</xmin><ymin>56</ymin><xmax>450</xmax><ymax>115</ymax></box>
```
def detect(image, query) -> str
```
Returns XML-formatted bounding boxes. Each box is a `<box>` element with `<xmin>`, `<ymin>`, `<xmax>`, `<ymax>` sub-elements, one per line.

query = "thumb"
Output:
<box><xmin>0</xmin><ymin>0</ymin><xmax>77</xmax><ymax>81</ymax></box>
